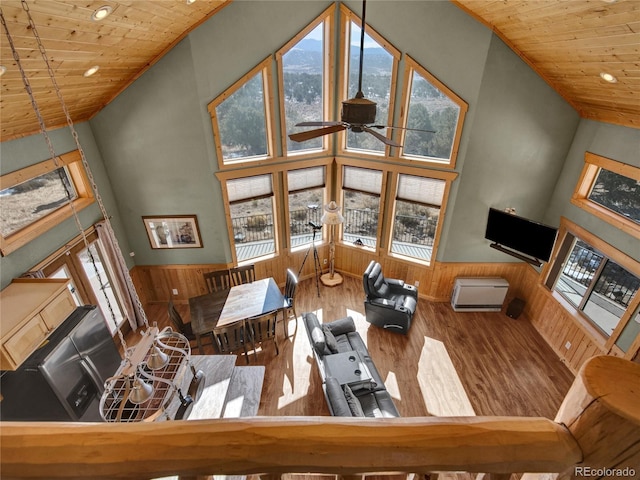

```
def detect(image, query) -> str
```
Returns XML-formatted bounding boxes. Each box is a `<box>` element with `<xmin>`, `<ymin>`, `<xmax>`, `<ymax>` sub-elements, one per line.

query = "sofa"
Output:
<box><xmin>303</xmin><ymin>312</ymin><xmax>400</xmax><ymax>418</ymax></box>
<box><xmin>363</xmin><ymin>260</ymin><xmax>418</xmax><ymax>334</ymax></box>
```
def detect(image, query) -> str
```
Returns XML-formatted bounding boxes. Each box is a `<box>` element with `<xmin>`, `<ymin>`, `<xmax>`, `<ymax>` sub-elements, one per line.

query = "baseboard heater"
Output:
<box><xmin>451</xmin><ymin>277</ymin><xmax>509</xmax><ymax>312</ymax></box>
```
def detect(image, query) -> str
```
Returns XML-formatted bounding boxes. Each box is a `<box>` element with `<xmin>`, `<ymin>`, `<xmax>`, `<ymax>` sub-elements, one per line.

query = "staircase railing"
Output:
<box><xmin>1</xmin><ymin>356</ymin><xmax>638</xmax><ymax>480</ymax></box>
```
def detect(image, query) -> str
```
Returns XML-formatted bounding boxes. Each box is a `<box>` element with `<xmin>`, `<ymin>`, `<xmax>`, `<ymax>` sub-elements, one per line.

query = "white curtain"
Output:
<box><xmin>95</xmin><ymin>221</ymin><xmax>144</xmax><ymax>330</ymax></box>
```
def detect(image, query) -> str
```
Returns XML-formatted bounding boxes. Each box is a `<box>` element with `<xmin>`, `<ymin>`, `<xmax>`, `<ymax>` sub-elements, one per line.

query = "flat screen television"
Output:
<box><xmin>485</xmin><ymin>208</ymin><xmax>558</xmax><ymax>262</ymax></box>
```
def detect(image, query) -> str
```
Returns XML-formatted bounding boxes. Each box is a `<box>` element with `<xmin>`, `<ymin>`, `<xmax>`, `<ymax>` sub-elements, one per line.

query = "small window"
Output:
<box><xmin>390</xmin><ymin>174</ymin><xmax>445</xmax><ymax>264</ymax></box>
<box><xmin>287</xmin><ymin>166</ymin><xmax>326</xmax><ymax>249</ymax></box>
<box><xmin>549</xmin><ymin>231</ymin><xmax>640</xmax><ymax>339</ymax></box>
<box><xmin>208</xmin><ymin>59</ymin><xmax>274</xmax><ymax>167</ymax></box>
<box><xmin>0</xmin><ymin>167</ymin><xmax>77</xmax><ymax>238</ymax></box>
<box><xmin>572</xmin><ymin>152</ymin><xmax>640</xmax><ymax>238</ymax></box>
<box><xmin>226</xmin><ymin>174</ymin><xmax>276</xmax><ymax>262</ymax></box>
<box><xmin>341</xmin><ymin>166</ymin><xmax>383</xmax><ymax>248</ymax></box>
<box><xmin>0</xmin><ymin>151</ymin><xmax>94</xmax><ymax>256</ymax></box>
<box><xmin>398</xmin><ymin>56</ymin><xmax>467</xmax><ymax>168</ymax></box>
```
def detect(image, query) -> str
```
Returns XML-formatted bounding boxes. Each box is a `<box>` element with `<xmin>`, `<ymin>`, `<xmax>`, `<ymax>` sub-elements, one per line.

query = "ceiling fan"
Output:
<box><xmin>288</xmin><ymin>0</ymin><xmax>434</xmax><ymax>148</ymax></box>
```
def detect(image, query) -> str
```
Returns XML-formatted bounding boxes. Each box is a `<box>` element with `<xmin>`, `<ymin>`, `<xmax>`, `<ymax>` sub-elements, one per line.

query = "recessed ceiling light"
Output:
<box><xmin>0</xmin><ymin>66</ymin><xmax>6</xmax><ymax>77</ymax></box>
<box><xmin>84</xmin><ymin>65</ymin><xmax>100</xmax><ymax>77</ymax></box>
<box><xmin>186</xmin><ymin>0</ymin><xmax>196</xmax><ymax>4</ymax></box>
<box><xmin>91</xmin><ymin>5</ymin><xmax>113</xmax><ymax>21</ymax></box>
<box><xmin>600</xmin><ymin>72</ymin><xmax>618</xmax><ymax>83</ymax></box>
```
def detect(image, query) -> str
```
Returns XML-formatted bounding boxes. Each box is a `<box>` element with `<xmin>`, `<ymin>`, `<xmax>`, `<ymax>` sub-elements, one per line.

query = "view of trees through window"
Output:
<box><xmin>216</xmin><ymin>72</ymin><xmax>268</xmax><ymax>162</ymax></box>
<box><xmin>403</xmin><ymin>70</ymin><xmax>460</xmax><ymax>162</ymax></box>
<box><xmin>346</xmin><ymin>23</ymin><xmax>393</xmax><ymax>153</ymax></box>
<box><xmin>588</xmin><ymin>168</ymin><xmax>640</xmax><ymax>225</ymax></box>
<box><xmin>282</xmin><ymin>23</ymin><xmax>325</xmax><ymax>153</ymax></box>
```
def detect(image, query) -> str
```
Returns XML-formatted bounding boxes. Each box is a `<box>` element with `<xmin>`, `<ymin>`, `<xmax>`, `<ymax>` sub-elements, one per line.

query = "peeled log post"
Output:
<box><xmin>556</xmin><ymin>356</ymin><xmax>640</xmax><ymax>479</ymax></box>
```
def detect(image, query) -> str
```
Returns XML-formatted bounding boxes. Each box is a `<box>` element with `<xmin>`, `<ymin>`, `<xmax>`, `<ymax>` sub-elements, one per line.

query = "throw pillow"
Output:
<box><xmin>343</xmin><ymin>384</ymin><xmax>365</xmax><ymax>417</ymax></box>
<box><xmin>310</xmin><ymin>326</ymin><xmax>326</xmax><ymax>355</ymax></box>
<box><xmin>322</xmin><ymin>324</ymin><xmax>339</xmax><ymax>353</ymax></box>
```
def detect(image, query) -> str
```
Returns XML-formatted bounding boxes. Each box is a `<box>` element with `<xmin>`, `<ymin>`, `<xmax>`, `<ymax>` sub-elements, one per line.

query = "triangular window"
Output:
<box><xmin>208</xmin><ymin>58</ymin><xmax>274</xmax><ymax>167</ymax></box>
<box><xmin>399</xmin><ymin>56</ymin><xmax>467</xmax><ymax>167</ymax></box>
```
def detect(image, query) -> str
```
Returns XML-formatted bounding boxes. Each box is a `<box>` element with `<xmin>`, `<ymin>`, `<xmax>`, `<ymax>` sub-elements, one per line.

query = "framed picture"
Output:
<box><xmin>142</xmin><ymin>215</ymin><xmax>202</xmax><ymax>249</ymax></box>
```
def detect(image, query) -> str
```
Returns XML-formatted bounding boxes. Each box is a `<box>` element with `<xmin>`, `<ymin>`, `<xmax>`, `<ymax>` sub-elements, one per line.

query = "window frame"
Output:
<box><xmin>337</xmin><ymin>161</ymin><xmax>387</xmax><ymax>252</ymax></box>
<box><xmin>337</xmin><ymin>4</ymin><xmax>401</xmax><ymax>158</ymax></box>
<box><xmin>0</xmin><ymin>150</ymin><xmax>95</xmax><ymax>256</ymax></box>
<box><xmin>284</xmin><ymin>165</ymin><xmax>327</xmax><ymax>252</ymax></box>
<box><xmin>543</xmin><ymin>217</ymin><xmax>640</xmax><ymax>358</ymax></box>
<box><xmin>386</xmin><ymin>168</ymin><xmax>456</xmax><ymax>266</ymax></box>
<box><xmin>396</xmin><ymin>55</ymin><xmax>468</xmax><ymax>169</ymax></box>
<box><xmin>33</xmin><ymin>227</ymin><xmax>128</xmax><ymax>335</ymax></box>
<box><xmin>216</xmin><ymin>159</ymin><xmax>332</xmax><ymax>266</ymax></box>
<box><xmin>571</xmin><ymin>152</ymin><xmax>640</xmax><ymax>239</ymax></box>
<box><xmin>207</xmin><ymin>57</ymin><xmax>276</xmax><ymax>169</ymax></box>
<box><xmin>276</xmin><ymin>5</ymin><xmax>335</xmax><ymax>158</ymax></box>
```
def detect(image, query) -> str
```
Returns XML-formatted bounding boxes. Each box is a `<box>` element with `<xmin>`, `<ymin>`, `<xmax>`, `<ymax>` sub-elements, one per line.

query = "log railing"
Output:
<box><xmin>1</xmin><ymin>356</ymin><xmax>638</xmax><ymax>480</ymax></box>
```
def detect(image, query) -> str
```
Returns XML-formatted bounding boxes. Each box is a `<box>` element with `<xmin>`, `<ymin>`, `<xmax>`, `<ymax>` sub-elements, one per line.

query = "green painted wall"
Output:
<box><xmin>545</xmin><ymin>119</ymin><xmax>640</xmax><ymax>261</ymax></box>
<box><xmin>439</xmin><ymin>34</ymin><xmax>580</xmax><ymax>262</ymax></box>
<box><xmin>0</xmin><ymin>123</ymin><xmax>130</xmax><ymax>289</ymax></box>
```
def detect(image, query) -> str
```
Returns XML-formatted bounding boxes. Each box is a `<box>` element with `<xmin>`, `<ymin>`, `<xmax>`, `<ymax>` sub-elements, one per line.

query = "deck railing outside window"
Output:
<box><xmin>232</xmin><ymin>209</ymin><xmax>434</xmax><ymax>259</ymax></box>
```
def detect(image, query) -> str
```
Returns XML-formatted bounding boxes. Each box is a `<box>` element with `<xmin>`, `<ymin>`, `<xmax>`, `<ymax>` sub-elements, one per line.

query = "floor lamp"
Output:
<box><xmin>320</xmin><ymin>201</ymin><xmax>344</xmax><ymax>287</ymax></box>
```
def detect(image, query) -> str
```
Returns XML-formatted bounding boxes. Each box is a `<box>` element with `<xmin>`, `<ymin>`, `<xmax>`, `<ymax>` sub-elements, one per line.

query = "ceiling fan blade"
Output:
<box><xmin>363</xmin><ymin>125</ymin><xmax>402</xmax><ymax>147</ymax></box>
<box><xmin>370</xmin><ymin>125</ymin><xmax>435</xmax><ymax>133</ymax></box>
<box><xmin>295</xmin><ymin>121</ymin><xmax>345</xmax><ymax>127</ymax></box>
<box><xmin>289</xmin><ymin>124</ymin><xmax>346</xmax><ymax>142</ymax></box>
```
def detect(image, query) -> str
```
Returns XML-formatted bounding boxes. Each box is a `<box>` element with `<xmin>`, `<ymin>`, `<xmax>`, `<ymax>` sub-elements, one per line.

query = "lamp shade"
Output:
<box><xmin>321</xmin><ymin>201</ymin><xmax>344</xmax><ymax>225</ymax></box>
<box><xmin>129</xmin><ymin>376</ymin><xmax>154</xmax><ymax>404</ymax></box>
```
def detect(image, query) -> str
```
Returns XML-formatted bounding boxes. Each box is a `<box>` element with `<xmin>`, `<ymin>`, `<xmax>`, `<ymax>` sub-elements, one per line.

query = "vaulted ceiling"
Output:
<box><xmin>0</xmin><ymin>0</ymin><xmax>638</xmax><ymax>142</ymax></box>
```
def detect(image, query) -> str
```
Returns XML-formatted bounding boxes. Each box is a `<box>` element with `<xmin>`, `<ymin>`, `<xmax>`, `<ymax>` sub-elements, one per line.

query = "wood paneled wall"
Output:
<box><xmin>131</xmin><ymin>243</ymin><xmax>610</xmax><ymax>374</ymax></box>
<box><xmin>520</xmin><ymin>267</ymin><xmax>607</xmax><ymax>374</ymax></box>
<box><xmin>131</xmin><ymin>244</ymin><xmax>329</xmax><ymax>304</ymax></box>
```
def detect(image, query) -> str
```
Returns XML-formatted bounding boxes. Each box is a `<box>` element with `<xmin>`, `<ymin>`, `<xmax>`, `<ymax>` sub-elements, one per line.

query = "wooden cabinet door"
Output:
<box><xmin>40</xmin><ymin>288</ymin><xmax>76</xmax><ymax>330</ymax></box>
<box><xmin>3</xmin><ymin>314</ymin><xmax>48</xmax><ymax>368</ymax></box>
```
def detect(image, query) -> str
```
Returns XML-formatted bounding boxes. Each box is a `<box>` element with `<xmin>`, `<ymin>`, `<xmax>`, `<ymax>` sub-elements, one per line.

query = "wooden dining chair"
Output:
<box><xmin>203</xmin><ymin>269</ymin><xmax>231</xmax><ymax>293</ymax></box>
<box><xmin>168</xmin><ymin>299</ymin><xmax>195</xmax><ymax>340</ymax></box>
<box><xmin>280</xmin><ymin>268</ymin><xmax>299</xmax><ymax>338</ymax></box>
<box><xmin>212</xmin><ymin>320</ymin><xmax>251</xmax><ymax>364</ymax></box>
<box><xmin>230</xmin><ymin>264</ymin><xmax>256</xmax><ymax>286</ymax></box>
<box><xmin>246</xmin><ymin>310</ymin><xmax>279</xmax><ymax>360</ymax></box>
<box><xmin>169</xmin><ymin>299</ymin><xmax>216</xmax><ymax>354</ymax></box>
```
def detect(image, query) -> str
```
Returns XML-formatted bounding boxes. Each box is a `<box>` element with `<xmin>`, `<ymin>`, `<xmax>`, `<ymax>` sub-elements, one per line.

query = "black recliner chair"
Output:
<box><xmin>363</xmin><ymin>260</ymin><xmax>418</xmax><ymax>334</ymax></box>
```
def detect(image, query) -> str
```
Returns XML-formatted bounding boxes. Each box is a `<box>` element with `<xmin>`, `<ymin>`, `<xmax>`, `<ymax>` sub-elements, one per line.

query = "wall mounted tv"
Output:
<box><xmin>485</xmin><ymin>208</ymin><xmax>558</xmax><ymax>264</ymax></box>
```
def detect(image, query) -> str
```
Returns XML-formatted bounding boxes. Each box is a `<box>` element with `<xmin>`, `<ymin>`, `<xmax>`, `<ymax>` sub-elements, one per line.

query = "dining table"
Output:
<box><xmin>188</xmin><ymin>277</ymin><xmax>285</xmax><ymax>353</ymax></box>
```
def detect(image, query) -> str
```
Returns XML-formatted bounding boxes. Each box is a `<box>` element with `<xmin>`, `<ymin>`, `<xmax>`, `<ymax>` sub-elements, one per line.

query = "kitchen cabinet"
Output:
<box><xmin>0</xmin><ymin>278</ymin><xmax>76</xmax><ymax>370</ymax></box>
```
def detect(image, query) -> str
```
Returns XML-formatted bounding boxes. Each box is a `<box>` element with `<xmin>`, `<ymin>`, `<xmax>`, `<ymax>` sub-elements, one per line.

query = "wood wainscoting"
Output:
<box><xmin>130</xmin><ymin>244</ymin><xmax>329</xmax><ymax>304</ymax></box>
<box><xmin>520</xmin><ymin>267</ymin><xmax>608</xmax><ymax>374</ymax></box>
<box><xmin>130</xmin><ymin>247</ymin><xmax>610</xmax><ymax>374</ymax></box>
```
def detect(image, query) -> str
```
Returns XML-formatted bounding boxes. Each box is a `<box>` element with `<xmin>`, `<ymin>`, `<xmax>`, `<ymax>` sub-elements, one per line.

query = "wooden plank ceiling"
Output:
<box><xmin>0</xmin><ymin>0</ymin><xmax>638</xmax><ymax>143</ymax></box>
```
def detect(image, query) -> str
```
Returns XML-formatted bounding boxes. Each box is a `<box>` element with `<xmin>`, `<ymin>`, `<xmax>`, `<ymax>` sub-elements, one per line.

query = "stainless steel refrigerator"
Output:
<box><xmin>0</xmin><ymin>305</ymin><xmax>123</xmax><ymax>421</ymax></box>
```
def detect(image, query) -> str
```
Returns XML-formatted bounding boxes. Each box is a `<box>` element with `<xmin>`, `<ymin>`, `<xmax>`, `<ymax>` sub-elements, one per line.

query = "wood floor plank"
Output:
<box><xmin>135</xmin><ymin>274</ymin><xmax>574</xmax><ymax>420</ymax></box>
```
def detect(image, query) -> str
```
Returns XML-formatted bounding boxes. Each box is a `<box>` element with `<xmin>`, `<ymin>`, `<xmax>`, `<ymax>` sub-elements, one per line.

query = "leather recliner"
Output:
<box><xmin>363</xmin><ymin>260</ymin><xmax>418</xmax><ymax>334</ymax></box>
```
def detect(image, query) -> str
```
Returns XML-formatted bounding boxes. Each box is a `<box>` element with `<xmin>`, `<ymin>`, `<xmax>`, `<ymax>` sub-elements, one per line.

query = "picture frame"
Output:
<box><xmin>142</xmin><ymin>215</ymin><xmax>202</xmax><ymax>249</ymax></box>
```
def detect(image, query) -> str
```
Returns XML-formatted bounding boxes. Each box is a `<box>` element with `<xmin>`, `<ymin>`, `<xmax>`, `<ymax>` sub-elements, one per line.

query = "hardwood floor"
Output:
<box><xmin>136</xmin><ymin>274</ymin><xmax>575</xmax><ymax>420</ymax></box>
